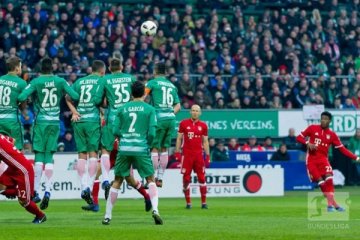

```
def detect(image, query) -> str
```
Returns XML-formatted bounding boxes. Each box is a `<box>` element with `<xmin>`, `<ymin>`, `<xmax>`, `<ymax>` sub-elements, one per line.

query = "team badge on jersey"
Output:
<box><xmin>198</xmin><ymin>126</ymin><xmax>202</xmax><ymax>131</ymax></box>
<box><xmin>326</xmin><ymin>134</ymin><xmax>330</xmax><ymax>139</ymax></box>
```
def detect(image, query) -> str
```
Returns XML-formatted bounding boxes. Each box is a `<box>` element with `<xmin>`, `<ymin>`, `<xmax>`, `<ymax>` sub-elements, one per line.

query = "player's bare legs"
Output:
<box><xmin>100</xmin><ymin>148</ymin><xmax>111</xmax><ymax>199</ymax></box>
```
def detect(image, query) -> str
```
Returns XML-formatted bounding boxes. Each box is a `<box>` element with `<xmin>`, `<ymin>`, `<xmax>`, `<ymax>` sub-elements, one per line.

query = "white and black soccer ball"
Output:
<box><xmin>140</xmin><ymin>20</ymin><xmax>157</xmax><ymax>36</ymax></box>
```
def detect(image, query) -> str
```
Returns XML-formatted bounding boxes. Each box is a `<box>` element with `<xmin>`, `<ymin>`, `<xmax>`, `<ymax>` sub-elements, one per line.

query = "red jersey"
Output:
<box><xmin>296</xmin><ymin>125</ymin><xmax>357</xmax><ymax>162</ymax></box>
<box><xmin>178</xmin><ymin>118</ymin><xmax>208</xmax><ymax>153</ymax></box>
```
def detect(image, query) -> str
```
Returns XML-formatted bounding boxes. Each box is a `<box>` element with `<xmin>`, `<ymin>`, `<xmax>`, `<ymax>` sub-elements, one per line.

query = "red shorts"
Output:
<box><xmin>306</xmin><ymin>159</ymin><xmax>333</xmax><ymax>182</ymax></box>
<box><xmin>0</xmin><ymin>135</ymin><xmax>34</xmax><ymax>204</ymax></box>
<box><xmin>181</xmin><ymin>151</ymin><xmax>205</xmax><ymax>176</ymax></box>
<box><xmin>0</xmin><ymin>165</ymin><xmax>34</xmax><ymax>203</ymax></box>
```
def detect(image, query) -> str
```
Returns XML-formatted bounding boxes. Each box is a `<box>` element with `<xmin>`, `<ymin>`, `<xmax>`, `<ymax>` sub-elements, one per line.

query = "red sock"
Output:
<box><xmin>2</xmin><ymin>188</ymin><xmax>17</xmax><ymax>197</ymax></box>
<box><xmin>92</xmin><ymin>180</ymin><xmax>100</xmax><ymax>205</ymax></box>
<box><xmin>25</xmin><ymin>201</ymin><xmax>45</xmax><ymax>218</ymax></box>
<box><xmin>200</xmin><ymin>184</ymin><xmax>207</xmax><ymax>204</ymax></box>
<box><xmin>320</xmin><ymin>178</ymin><xmax>338</xmax><ymax>207</ymax></box>
<box><xmin>183</xmin><ymin>181</ymin><xmax>191</xmax><ymax>204</ymax></box>
<box><xmin>135</xmin><ymin>181</ymin><xmax>150</xmax><ymax>200</ymax></box>
<box><xmin>325</xmin><ymin>178</ymin><xmax>338</xmax><ymax>208</ymax></box>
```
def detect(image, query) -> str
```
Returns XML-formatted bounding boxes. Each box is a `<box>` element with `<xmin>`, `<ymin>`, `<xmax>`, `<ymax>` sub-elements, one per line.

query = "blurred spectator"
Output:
<box><xmin>209</xmin><ymin>138</ymin><xmax>216</xmax><ymax>155</ymax></box>
<box><xmin>283</xmin><ymin>128</ymin><xmax>299</xmax><ymax>150</ymax></box>
<box><xmin>167</xmin><ymin>150</ymin><xmax>181</xmax><ymax>169</ymax></box>
<box><xmin>270</xmin><ymin>144</ymin><xmax>290</xmax><ymax>161</ymax></box>
<box><xmin>212</xmin><ymin>139</ymin><xmax>229</xmax><ymax>161</ymax></box>
<box><xmin>57</xmin><ymin>142</ymin><xmax>65</xmax><ymax>152</ymax></box>
<box><xmin>242</xmin><ymin>136</ymin><xmax>265</xmax><ymax>151</ymax></box>
<box><xmin>263</xmin><ymin>136</ymin><xmax>275</xmax><ymax>150</ymax></box>
<box><xmin>61</xmin><ymin>130</ymin><xmax>76</xmax><ymax>152</ymax></box>
<box><xmin>227</xmin><ymin>138</ymin><xmax>241</xmax><ymax>151</ymax></box>
<box><xmin>20</xmin><ymin>106</ymin><xmax>34</xmax><ymax>128</ymax></box>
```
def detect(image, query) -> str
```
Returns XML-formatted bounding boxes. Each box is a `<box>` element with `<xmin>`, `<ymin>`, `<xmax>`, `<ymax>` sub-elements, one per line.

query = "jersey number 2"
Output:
<box><xmin>129</xmin><ymin>112</ymin><xmax>137</xmax><ymax>132</ymax></box>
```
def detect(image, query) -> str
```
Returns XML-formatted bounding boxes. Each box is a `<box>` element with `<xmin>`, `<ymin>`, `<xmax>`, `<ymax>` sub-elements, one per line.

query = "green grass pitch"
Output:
<box><xmin>1</xmin><ymin>188</ymin><xmax>360</xmax><ymax>240</ymax></box>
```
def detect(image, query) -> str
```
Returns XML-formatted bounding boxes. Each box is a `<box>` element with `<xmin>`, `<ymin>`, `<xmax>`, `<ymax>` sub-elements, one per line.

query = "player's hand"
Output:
<box><xmin>71</xmin><ymin>113</ymin><xmax>81</xmax><ymax>122</ymax></box>
<box><xmin>205</xmin><ymin>154</ymin><xmax>210</xmax><ymax>168</ymax></box>
<box><xmin>174</xmin><ymin>152</ymin><xmax>182</xmax><ymax>161</ymax></box>
<box><xmin>307</xmin><ymin>143</ymin><xmax>317</xmax><ymax>151</ymax></box>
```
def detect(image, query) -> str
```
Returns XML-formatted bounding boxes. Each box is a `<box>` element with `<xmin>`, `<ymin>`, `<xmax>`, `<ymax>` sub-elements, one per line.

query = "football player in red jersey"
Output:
<box><xmin>296</xmin><ymin>111</ymin><xmax>360</xmax><ymax>212</ymax></box>
<box><xmin>0</xmin><ymin>134</ymin><xmax>46</xmax><ymax>223</ymax></box>
<box><xmin>175</xmin><ymin>105</ymin><xmax>210</xmax><ymax>209</ymax></box>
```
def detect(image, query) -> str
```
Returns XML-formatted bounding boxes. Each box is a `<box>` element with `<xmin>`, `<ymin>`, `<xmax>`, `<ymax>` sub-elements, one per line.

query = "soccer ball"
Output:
<box><xmin>140</xmin><ymin>20</ymin><xmax>157</xmax><ymax>36</ymax></box>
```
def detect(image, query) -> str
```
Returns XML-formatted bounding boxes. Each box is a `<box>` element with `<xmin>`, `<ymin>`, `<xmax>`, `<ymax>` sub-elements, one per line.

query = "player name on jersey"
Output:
<box><xmin>44</xmin><ymin>81</ymin><xmax>55</xmax><ymax>87</ymax></box>
<box><xmin>127</xmin><ymin>106</ymin><xmax>144</xmax><ymax>112</ymax></box>
<box><xmin>79</xmin><ymin>79</ymin><xmax>98</xmax><ymax>85</ymax></box>
<box><xmin>0</xmin><ymin>80</ymin><xmax>18</xmax><ymax>88</ymax></box>
<box><xmin>107</xmin><ymin>77</ymin><xmax>132</xmax><ymax>84</ymax></box>
<box><xmin>156</xmin><ymin>81</ymin><xmax>174</xmax><ymax>88</ymax></box>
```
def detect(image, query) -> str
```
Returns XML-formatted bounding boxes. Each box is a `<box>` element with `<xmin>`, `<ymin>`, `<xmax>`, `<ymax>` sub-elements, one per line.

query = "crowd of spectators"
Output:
<box><xmin>0</xmin><ymin>1</ymin><xmax>359</xmax><ymax>151</ymax></box>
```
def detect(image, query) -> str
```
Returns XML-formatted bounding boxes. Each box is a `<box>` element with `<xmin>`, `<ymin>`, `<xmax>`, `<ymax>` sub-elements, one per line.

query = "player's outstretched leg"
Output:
<box><xmin>21</xmin><ymin>199</ymin><xmax>47</xmax><ymax>224</ymax></box>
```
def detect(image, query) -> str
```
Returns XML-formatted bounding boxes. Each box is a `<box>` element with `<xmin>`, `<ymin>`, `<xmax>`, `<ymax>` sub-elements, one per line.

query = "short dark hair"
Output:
<box><xmin>92</xmin><ymin>60</ymin><xmax>106</xmax><ymax>73</ymax></box>
<box><xmin>155</xmin><ymin>62</ymin><xmax>166</xmax><ymax>75</ymax></box>
<box><xmin>131</xmin><ymin>81</ymin><xmax>145</xmax><ymax>98</ymax></box>
<box><xmin>321</xmin><ymin>111</ymin><xmax>332</xmax><ymax>120</ymax></box>
<box><xmin>41</xmin><ymin>57</ymin><xmax>53</xmax><ymax>74</ymax></box>
<box><xmin>6</xmin><ymin>56</ymin><xmax>21</xmax><ymax>72</ymax></box>
<box><xmin>109</xmin><ymin>58</ymin><xmax>122</xmax><ymax>72</ymax></box>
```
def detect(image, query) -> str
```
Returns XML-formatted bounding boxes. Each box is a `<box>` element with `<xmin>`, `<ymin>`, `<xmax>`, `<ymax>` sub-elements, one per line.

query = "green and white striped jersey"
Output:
<box><xmin>18</xmin><ymin>75</ymin><xmax>79</xmax><ymax>124</ymax></box>
<box><xmin>146</xmin><ymin>76</ymin><xmax>180</xmax><ymax>121</ymax></box>
<box><xmin>72</xmin><ymin>74</ymin><xmax>102</xmax><ymax>122</ymax></box>
<box><xmin>113</xmin><ymin>101</ymin><xmax>157</xmax><ymax>156</ymax></box>
<box><xmin>0</xmin><ymin>74</ymin><xmax>26</xmax><ymax>122</ymax></box>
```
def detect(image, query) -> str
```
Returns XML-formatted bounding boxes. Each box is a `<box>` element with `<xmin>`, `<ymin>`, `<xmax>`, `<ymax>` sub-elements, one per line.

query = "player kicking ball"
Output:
<box><xmin>102</xmin><ymin>81</ymin><xmax>163</xmax><ymax>225</ymax></box>
<box><xmin>296</xmin><ymin>111</ymin><xmax>360</xmax><ymax>212</ymax></box>
<box><xmin>0</xmin><ymin>135</ymin><xmax>46</xmax><ymax>223</ymax></box>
